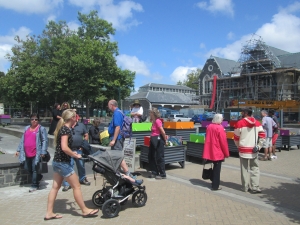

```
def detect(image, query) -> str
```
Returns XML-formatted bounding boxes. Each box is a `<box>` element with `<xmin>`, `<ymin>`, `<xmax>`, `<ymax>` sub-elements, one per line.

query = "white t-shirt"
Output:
<box><xmin>131</xmin><ymin>106</ymin><xmax>143</xmax><ymax>116</ymax></box>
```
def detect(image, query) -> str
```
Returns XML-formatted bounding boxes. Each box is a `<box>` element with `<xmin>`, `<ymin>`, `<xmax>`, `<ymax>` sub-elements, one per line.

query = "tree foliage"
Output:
<box><xmin>0</xmin><ymin>11</ymin><xmax>135</xmax><ymax>117</ymax></box>
<box><xmin>177</xmin><ymin>68</ymin><xmax>201</xmax><ymax>90</ymax></box>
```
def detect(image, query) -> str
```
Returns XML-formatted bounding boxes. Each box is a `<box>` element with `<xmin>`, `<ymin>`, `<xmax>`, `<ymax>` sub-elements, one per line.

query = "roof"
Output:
<box><xmin>212</xmin><ymin>56</ymin><xmax>240</xmax><ymax>74</ymax></box>
<box><xmin>267</xmin><ymin>46</ymin><xmax>290</xmax><ymax>56</ymax></box>
<box><xmin>277</xmin><ymin>52</ymin><xmax>300</xmax><ymax>69</ymax></box>
<box><xmin>139</xmin><ymin>83</ymin><xmax>196</xmax><ymax>91</ymax></box>
<box><xmin>126</xmin><ymin>91</ymin><xmax>197</xmax><ymax>104</ymax></box>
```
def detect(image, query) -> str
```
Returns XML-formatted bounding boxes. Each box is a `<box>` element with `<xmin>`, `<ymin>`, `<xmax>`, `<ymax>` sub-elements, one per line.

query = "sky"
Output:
<box><xmin>1</xmin><ymin>0</ymin><xmax>300</xmax><ymax>91</ymax></box>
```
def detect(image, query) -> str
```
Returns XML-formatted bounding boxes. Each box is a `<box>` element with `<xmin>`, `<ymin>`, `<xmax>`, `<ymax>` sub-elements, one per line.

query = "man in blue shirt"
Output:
<box><xmin>108</xmin><ymin>100</ymin><xmax>135</xmax><ymax>178</ymax></box>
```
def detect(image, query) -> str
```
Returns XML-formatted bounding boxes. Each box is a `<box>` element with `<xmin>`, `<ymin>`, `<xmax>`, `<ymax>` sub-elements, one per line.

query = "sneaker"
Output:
<box><xmin>133</xmin><ymin>179</ymin><xmax>143</xmax><ymax>185</ymax></box>
<box><xmin>148</xmin><ymin>174</ymin><xmax>156</xmax><ymax>178</ymax></box>
<box><xmin>272</xmin><ymin>155</ymin><xmax>277</xmax><ymax>159</ymax></box>
<box><xmin>155</xmin><ymin>175</ymin><xmax>167</xmax><ymax>180</ymax></box>
<box><xmin>251</xmin><ymin>188</ymin><xmax>262</xmax><ymax>194</ymax></box>
<box><xmin>29</xmin><ymin>187</ymin><xmax>38</xmax><ymax>193</ymax></box>
<box><xmin>62</xmin><ymin>186</ymin><xmax>71</xmax><ymax>192</ymax></box>
<box><xmin>211</xmin><ymin>187</ymin><xmax>222</xmax><ymax>191</ymax></box>
<box><xmin>80</xmin><ymin>178</ymin><xmax>91</xmax><ymax>186</ymax></box>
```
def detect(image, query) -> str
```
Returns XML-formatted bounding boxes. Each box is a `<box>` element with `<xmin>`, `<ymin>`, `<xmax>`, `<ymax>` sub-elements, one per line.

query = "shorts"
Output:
<box><xmin>272</xmin><ymin>134</ymin><xmax>279</xmax><ymax>145</ymax></box>
<box><xmin>263</xmin><ymin>137</ymin><xmax>272</xmax><ymax>148</ymax></box>
<box><xmin>111</xmin><ymin>138</ymin><xmax>124</xmax><ymax>151</ymax></box>
<box><xmin>52</xmin><ymin>161</ymin><xmax>75</xmax><ymax>178</ymax></box>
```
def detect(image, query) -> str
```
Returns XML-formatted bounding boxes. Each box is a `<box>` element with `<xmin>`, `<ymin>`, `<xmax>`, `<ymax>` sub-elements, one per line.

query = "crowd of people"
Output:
<box><xmin>14</xmin><ymin>97</ymin><xmax>282</xmax><ymax>219</ymax></box>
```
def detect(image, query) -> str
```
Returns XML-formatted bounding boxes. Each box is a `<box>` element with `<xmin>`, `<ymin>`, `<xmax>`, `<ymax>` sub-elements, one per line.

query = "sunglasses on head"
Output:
<box><xmin>31</xmin><ymin>118</ymin><xmax>38</xmax><ymax>121</ymax></box>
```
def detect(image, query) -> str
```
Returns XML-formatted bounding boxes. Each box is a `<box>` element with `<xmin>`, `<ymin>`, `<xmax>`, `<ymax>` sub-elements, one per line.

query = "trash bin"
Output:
<box><xmin>101</xmin><ymin>111</ymin><xmax>106</xmax><ymax>117</ymax></box>
<box><xmin>93</xmin><ymin>109</ymin><xmax>97</xmax><ymax>117</ymax></box>
<box><xmin>97</xmin><ymin>110</ymin><xmax>101</xmax><ymax>117</ymax></box>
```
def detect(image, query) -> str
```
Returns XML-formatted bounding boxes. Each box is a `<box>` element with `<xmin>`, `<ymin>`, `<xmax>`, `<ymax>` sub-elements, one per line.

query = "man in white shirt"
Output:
<box><xmin>130</xmin><ymin>100</ymin><xmax>143</xmax><ymax>123</ymax></box>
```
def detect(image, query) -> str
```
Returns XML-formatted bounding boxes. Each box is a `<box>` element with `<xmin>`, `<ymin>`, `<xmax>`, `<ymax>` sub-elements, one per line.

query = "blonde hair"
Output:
<box><xmin>149</xmin><ymin>107</ymin><xmax>160</xmax><ymax>119</ymax></box>
<box><xmin>61</xmin><ymin>102</ymin><xmax>70</xmax><ymax>109</ymax></box>
<box><xmin>212</xmin><ymin>114</ymin><xmax>223</xmax><ymax>124</ymax></box>
<box><xmin>54</xmin><ymin>109</ymin><xmax>76</xmax><ymax>143</ymax></box>
<box><xmin>93</xmin><ymin>117</ymin><xmax>101</xmax><ymax>127</ymax></box>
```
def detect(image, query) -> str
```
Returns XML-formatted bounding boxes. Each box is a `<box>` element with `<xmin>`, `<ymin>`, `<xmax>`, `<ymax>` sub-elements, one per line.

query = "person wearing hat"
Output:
<box><xmin>130</xmin><ymin>100</ymin><xmax>143</xmax><ymax>123</ymax></box>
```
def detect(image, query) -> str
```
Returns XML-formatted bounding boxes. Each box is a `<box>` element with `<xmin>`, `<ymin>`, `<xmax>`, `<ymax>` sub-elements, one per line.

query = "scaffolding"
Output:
<box><xmin>213</xmin><ymin>34</ymin><xmax>300</xmax><ymax>111</ymax></box>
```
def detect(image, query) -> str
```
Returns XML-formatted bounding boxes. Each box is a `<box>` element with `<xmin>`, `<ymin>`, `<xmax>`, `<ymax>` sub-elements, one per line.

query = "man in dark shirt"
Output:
<box><xmin>62</xmin><ymin>113</ymin><xmax>90</xmax><ymax>192</ymax></box>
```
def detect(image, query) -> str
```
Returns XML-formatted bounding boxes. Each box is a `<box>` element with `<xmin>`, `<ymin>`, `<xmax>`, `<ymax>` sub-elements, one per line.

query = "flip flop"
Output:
<box><xmin>82</xmin><ymin>209</ymin><xmax>99</xmax><ymax>218</ymax></box>
<box><xmin>44</xmin><ymin>214</ymin><xmax>62</xmax><ymax>220</ymax></box>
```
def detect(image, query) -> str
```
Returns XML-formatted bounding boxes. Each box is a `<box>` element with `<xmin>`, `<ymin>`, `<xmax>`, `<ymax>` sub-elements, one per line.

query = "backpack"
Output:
<box><xmin>118</xmin><ymin>110</ymin><xmax>133</xmax><ymax>139</ymax></box>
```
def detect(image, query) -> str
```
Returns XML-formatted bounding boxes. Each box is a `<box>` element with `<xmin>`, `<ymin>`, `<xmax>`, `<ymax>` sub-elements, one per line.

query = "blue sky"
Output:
<box><xmin>1</xmin><ymin>0</ymin><xmax>300</xmax><ymax>90</ymax></box>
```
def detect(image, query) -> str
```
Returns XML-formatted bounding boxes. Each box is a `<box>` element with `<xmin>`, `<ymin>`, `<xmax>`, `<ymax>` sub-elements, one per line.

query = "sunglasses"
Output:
<box><xmin>31</xmin><ymin>118</ymin><xmax>38</xmax><ymax>121</ymax></box>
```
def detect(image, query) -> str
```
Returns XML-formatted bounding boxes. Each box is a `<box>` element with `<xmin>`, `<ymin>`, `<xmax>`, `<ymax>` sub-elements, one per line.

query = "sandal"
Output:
<box><xmin>259</xmin><ymin>157</ymin><xmax>268</xmax><ymax>161</ymax></box>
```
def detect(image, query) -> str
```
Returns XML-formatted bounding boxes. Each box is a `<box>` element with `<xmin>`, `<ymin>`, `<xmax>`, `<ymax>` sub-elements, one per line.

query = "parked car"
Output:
<box><xmin>190</xmin><ymin>114</ymin><xmax>205</xmax><ymax>124</ymax></box>
<box><xmin>204</xmin><ymin>112</ymin><xmax>216</xmax><ymax>121</ymax></box>
<box><xmin>168</xmin><ymin>114</ymin><xmax>192</xmax><ymax>122</ymax></box>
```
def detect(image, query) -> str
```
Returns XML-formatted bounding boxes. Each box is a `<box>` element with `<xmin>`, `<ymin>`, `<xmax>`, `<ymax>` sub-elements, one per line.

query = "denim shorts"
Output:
<box><xmin>52</xmin><ymin>161</ymin><xmax>75</xmax><ymax>178</ymax></box>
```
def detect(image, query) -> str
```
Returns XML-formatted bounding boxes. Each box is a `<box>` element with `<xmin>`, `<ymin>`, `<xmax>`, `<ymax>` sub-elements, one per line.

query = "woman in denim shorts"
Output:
<box><xmin>44</xmin><ymin>109</ymin><xmax>98</xmax><ymax>220</ymax></box>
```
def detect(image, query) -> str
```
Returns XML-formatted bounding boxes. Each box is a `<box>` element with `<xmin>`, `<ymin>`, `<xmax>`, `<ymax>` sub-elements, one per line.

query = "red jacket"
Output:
<box><xmin>203</xmin><ymin>123</ymin><xmax>229</xmax><ymax>161</ymax></box>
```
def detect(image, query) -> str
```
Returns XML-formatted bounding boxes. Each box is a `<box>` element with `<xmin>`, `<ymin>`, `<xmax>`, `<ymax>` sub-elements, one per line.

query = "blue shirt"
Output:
<box><xmin>108</xmin><ymin>108</ymin><xmax>124</xmax><ymax>140</ymax></box>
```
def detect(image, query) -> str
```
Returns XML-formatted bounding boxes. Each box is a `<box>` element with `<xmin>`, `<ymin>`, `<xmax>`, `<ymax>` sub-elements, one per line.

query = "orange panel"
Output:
<box><xmin>226</xmin><ymin>131</ymin><xmax>234</xmax><ymax>139</ymax></box>
<box><xmin>164</xmin><ymin>122</ymin><xmax>194</xmax><ymax>129</ymax></box>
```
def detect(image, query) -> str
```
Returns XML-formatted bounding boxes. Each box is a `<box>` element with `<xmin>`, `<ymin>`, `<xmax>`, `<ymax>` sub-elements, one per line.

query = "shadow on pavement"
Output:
<box><xmin>258</xmin><ymin>178</ymin><xmax>300</xmax><ymax>224</ymax></box>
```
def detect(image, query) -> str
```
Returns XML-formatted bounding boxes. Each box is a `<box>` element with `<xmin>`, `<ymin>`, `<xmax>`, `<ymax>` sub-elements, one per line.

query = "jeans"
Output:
<box><xmin>52</xmin><ymin>161</ymin><xmax>75</xmax><ymax>178</ymax></box>
<box><xmin>63</xmin><ymin>149</ymin><xmax>86</xmax><ymax>186</ymax></box>
<box><xmin>25</xmin><ymin>156</ymin><xmax>42</xmax><ymax>188</ymax></box>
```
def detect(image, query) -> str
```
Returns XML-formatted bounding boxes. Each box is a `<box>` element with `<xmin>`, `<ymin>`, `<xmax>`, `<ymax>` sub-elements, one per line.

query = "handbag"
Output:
<box><xmin>37</xmin><ymin>157</ymin><xmax>48</xmax><ymax>174</ymax></box>
<box><xmin>202</xmin><ymin>163</ymin><xmax>213</xmax><ymax>181</ymax></box>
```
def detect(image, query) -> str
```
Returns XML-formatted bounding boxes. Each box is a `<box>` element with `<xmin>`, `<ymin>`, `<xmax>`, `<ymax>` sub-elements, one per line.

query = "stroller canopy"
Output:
<box><xmin>89</xmin><ymin>149</ymin><xmax>124</xmax><ymax>173</ymax></box>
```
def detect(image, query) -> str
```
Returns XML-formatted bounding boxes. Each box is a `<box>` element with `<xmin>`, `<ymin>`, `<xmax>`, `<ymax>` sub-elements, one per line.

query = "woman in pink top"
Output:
<box><xmin>148</xmin><ymin>108</ymin><xmax>167</xmax><ymax>179</ymax></box>
<box><xmin>15</xmin><ymin>113</ymin><xmax>48</xmax><ymax>192</ymax></box>
<box><xmin>203</xmin><ymin>114</ymin><xmax>229</xmax><ymax>191</ymax></box>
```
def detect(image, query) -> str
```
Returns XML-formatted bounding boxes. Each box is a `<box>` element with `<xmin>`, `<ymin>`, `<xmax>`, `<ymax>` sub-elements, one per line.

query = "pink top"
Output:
<box><xmin>24</xmin><ymin>126</ymin><xmax>39</xmax><ymax>157</ymax></box>
<box><xmin>151</xmin><ymin>119</ymin><xmax>162</xmax><ymax>136</ymax></box>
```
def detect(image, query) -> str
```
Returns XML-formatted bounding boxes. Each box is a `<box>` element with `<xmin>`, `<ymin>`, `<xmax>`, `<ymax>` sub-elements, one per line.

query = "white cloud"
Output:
<box><xmin>227</xmin><ymin>31</ymin><xmax>235</xmax><ymax>40</ymax></box>
<box><xmin>199</xmin><ymin>43</ymin><xmax>206</xmax><ymax>49</ymax></box>
<box><xmin>0</xmin><ymin>27</ymin><xmax>32</xmax><ymax>72</ymax></box>
<box><xmin>206</xmin><ymin>2</ymin><xmax>300</xmax><ymax>60</ymax></box>
<box><xmin>68</xmin><ymin>0</ymin><xmax>143</xmax><ymax>30</ymax></box>
<box><xmin>67</xmin><ymin>21</ymin><xmax>80</xmax><ymax>31</ymax></box>
<box><xmin>170</xmin><ymin>66</ymin><xmax>198</xmax><ymax>83</ymax></box>
<box><xmin>196</xmin><ymin>0</ymin><xmax>234</xmax><ymax>17</ymax></box>
<box><xmin>45</xmin><ymin>14</ymin><xmax>57</xmax><ymax>23</ymax></box>
<box><xmin>117</xmin><ymin>54</ymin><xmax>150</xmax><ymax>76</ymax></box>
<box><xmin>0</xmin><ymin>0</ymin><xmax>63</xmax><ymax>14</ymax></box>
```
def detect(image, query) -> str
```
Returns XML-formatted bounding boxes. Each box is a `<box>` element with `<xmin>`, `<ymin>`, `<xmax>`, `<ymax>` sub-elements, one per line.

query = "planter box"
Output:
<box><xmin>226</xmin><ymin>131</ymin><xmax>234</xmax><ymax>139</ymax></box>
<box><xmin>164</xmin><ymin>122</ymin><xmax>194</xmax><ymax>129</ymax></box>
<box><xmin>229</xmin><ymin>120</ymin><xmax>238</xmax><ymax>128</ymax></box>
<box><xmin>227</xmin><ymin>139</ymin><xmax>239</xmax><ymax>153</ymax></box>
<box><xmin>164</xmin><ymin>128</ymin><xmax>197</xmax><ymax>142</ymax></box>
<box><xmin>279</xmin><ymin>128</ymin><xmax>300</xmax><ymax>136</ymax></box>
<box><xmin>202</xmin><ymin>121</ymin><xmax>229</xmax><ymax>128</ymax></box>
<box><xmin>0</xmin><ymin>115</ymin><xmax>11</xmax><ymax>125</ymax></box>
<box><xmin>132</xmin><ymin>123</ymin><xmax>152</xmax><ymax>132</ymax></box>
<box><xmin>140</xmin><ymin>145</ymin><xmax>185</xmax><ymax>168</ymax></box>
<box><xmin>144</xmin><ymin>136</ymin><xmax>150</xmax><ymax>147</ymax></box>
<box><xmin>281</xmin><ymin>135</ymin><xmax>300</xmax><ymax>151</ymax></box>
<box><xmin>189</xmin><ymin>133</ymin><xmax>205</xmax><ymax>143</ymax></box>
<box><xmin>132</xmin><ymin>131</ymin><xmax>152</xmax><ymax>146</ymax></box>
<box><xmin>186</xmin><ymin>141</ymin><xmax>204</xmax><ymax>159</ymax></box>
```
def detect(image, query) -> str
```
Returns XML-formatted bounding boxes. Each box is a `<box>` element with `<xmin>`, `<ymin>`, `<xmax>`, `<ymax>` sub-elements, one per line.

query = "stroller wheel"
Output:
<box><xmin>92</xmin><ymin>189</ymin><xmax>107</xmax><ymax>207</ymax></box>
<box><xmin>132</xmin><ymin>190</ymin><xmax>147</xmax><ymax>207</ymax></box>
<box><xmin>102</xmin><ymin>199</ymin><xmax>121</xmax><ymax>218</ymax></box>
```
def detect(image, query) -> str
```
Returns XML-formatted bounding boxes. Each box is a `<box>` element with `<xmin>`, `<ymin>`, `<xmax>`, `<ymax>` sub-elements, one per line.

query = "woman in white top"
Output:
<box><xmin>130</xmin><ymin>100</ymin><xmax>143</xmax><ymax>123</ymax></box>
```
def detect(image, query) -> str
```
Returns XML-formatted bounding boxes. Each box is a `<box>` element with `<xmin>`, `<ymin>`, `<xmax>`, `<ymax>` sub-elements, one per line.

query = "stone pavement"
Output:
<box><xmin>0</xmin><ymin>128</ymin><xmax>300</xmax><ymax>224</ymax></box>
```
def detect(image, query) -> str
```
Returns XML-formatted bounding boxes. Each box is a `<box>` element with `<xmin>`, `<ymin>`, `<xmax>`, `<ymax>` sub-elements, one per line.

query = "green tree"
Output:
<box><xmin>177</xmin><ymin>68</ymin><xmax>201</xmax><ymax>90</ymax></box>
<box><xmin>1</xmin><ymin>11</ymin><xmax>135</xmax><ymax>117</ymax></box>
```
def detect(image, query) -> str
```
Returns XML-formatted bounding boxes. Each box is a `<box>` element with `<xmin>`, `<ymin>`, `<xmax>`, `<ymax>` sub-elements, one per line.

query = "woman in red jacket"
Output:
<box><xmin>203</xmin><ymin>114</ymin><xmax>229</xmax><ymax>191</ymax></box>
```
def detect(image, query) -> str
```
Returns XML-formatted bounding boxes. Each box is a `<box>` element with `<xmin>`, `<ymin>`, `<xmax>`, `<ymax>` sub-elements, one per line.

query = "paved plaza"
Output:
<box><xmin>0</xmin><ymin>127</ymin><xmax>300</xmax><ymax>225</ymax></box>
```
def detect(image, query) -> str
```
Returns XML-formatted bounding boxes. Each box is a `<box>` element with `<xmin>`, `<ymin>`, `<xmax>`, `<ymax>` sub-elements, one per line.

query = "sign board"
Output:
<box><xmin>123</xmin><ymin>138</ymin><xmax>136</xmax><ymax>173</ymax></box>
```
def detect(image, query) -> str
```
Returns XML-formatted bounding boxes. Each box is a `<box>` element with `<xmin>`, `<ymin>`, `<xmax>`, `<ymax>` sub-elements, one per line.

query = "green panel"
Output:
<box><xmin>189</xmin><ymin>133</ymin><xmax>205</xmax><ymax>143</ymax></box>
<box><xmin>132</xmin><ymin>122</ymin><xmax>152</xmax><ymax>131</ymax></box>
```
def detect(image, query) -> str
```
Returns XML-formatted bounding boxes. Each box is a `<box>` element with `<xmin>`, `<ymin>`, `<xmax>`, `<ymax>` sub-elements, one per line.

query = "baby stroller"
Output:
<box><xmin>88</xmin><ymin>149</ymin><xmax>147</xmax><ymax>218</ymax></box>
